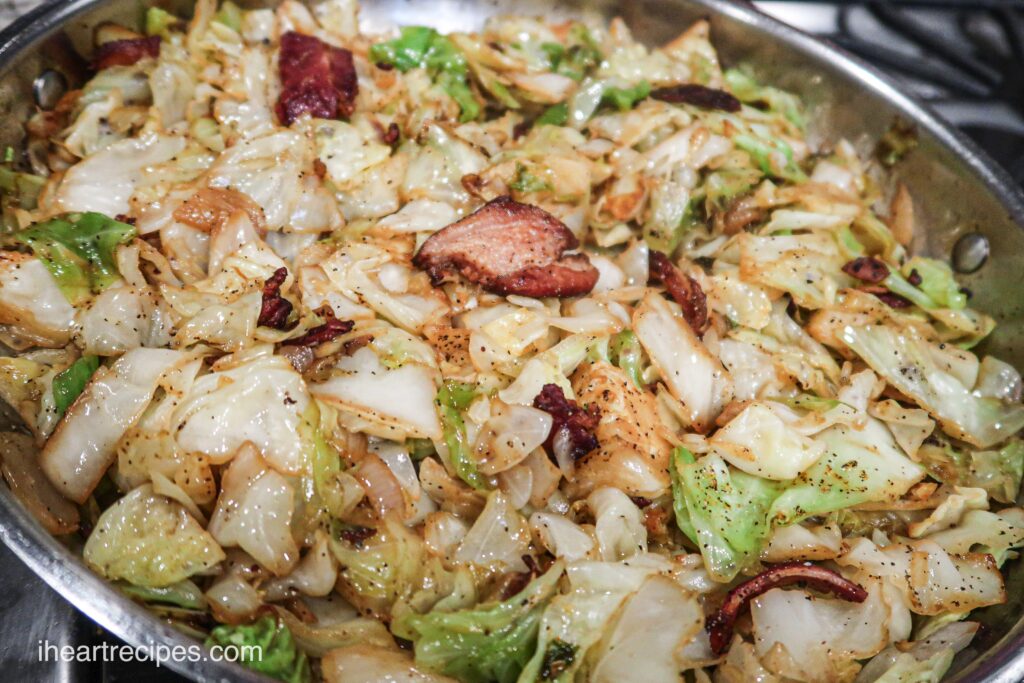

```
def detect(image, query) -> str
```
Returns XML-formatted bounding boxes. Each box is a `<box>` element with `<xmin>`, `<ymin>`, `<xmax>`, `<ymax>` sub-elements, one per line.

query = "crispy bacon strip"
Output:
<box><xmin>841</xmin><ymin>256</ymin><xmax>890</xmax><ymax>284</ymax></box>
<box><xmin>649</xmin><ymin>250</ymin><xmax>709</xmax><ymax>333</ymax></box>
<box><xmin>275</xmin><ymin>31</ymin><xmax>358</xmax><ymax>125</ymax></box>
<box><xmin>413</xmin><ymin>196</ymin><xmax>599</xmax><ymax>297</ymax></box>
<box><xmin>173</xmin><ymin>188</ymin><xmax>266</xmax><ymax>234</ymax></box>
<box><xmin>91</xmin><ymin>36</ymin><xmax>160</xmax><ymax>70</ymax></box>
<box><xmin>841</xmin><ymin>257</ymin><xmax>917</xmax><ymax>308</ymax></box>
<box><xmin>860</xmin><ymin>285</ymin><xmax>913</xmax><ymax>309</ymax></box>
<box><xmin>284</xmin><ymin>317</ymin><xmax>354</xmax><ymax>347</ymax></box>
<box><xmin>533</xmin><ymin>383</ymin><xmax>600</xmax><ymax>463</ymax></box>
<box><xmin>258</xmin><ymin>267</ymin><xmax>294</xmax><ymax>329</ymax></box>
<box><xmin>705</xmin><ymin>562</ymin><xmax>869</xmax><ymax>654</ymax></box>
<box><xmin>650</xmin><ymin>83</ymin><xmax>741</xmax><ymax>112</ymax></box>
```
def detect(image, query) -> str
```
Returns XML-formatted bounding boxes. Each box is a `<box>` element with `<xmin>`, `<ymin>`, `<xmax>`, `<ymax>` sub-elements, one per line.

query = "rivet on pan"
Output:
<box><xmin>32</xmin><ymin>70</ymin><xmax>68</xmax><ymax>111</ymax></box>
<box><xmin>951</xmin><ymin>232</ymin><xmax>989</xmax><ymax>274</ymax></box>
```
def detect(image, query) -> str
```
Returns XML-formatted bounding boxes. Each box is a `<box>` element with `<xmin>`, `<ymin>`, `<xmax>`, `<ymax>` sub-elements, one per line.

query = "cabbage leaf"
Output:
<box><xmin>675</xmin><ymin>453</ymin><xmax>782</xmax><ymax>581</ymax></box>
<box><xmin>917</xmin><ymin>437</ymin><xmax>1024</xmax><ymax>504</ymax></box>
<box><xmin>769</xmin><ymin>419</ymin><xmax>926</xmax><ymax>526</ymax></box>
<box><xmin>842</xmin><ymin>325</ymin><xmax>1024</xmax><ymax>448</ymax></box>
<box><xmin>437</xmin><ymin>380</ymin><xmax>488</xmax><ymax>490</ymax></box>
<box><xmin>206</xmin><ymin>615</ymin><xmax>312</xmax><ymax>683</ymax></box>
<box><xmin>370</xmin><ymin>27</ymin><xmax>480</xmax><ymax>122</ymax></box>
<box><xmin>51</xmin><ymin>355</ymin><xmax>99</xmax><ymax>419</ymax></box>
<box><xmin>402</xmin><ymin>562</ymin><xmax>562</xmax><ymax>683</ymax></box>
<box><xmin>12</xmin><ymin>212</ymin><xmax>136</xmax><ymax>304</ymax></box>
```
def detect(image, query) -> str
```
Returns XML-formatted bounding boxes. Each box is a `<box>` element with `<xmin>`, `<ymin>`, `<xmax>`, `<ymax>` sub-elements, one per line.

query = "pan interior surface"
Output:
<box><xmin>0</xmin><ymin>0</ymin><xmax>1022</xmax><ymax>681</ymax></box>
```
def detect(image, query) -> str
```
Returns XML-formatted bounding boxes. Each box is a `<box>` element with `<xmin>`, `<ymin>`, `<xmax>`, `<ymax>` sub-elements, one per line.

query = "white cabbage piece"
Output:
<box><xmin>907</xmin><ymin>540</ymin><xmax>1006</xmax><ymax>615</ymax></box>
<box><xmin>838</xmin><ymin>538</ymin><xmax>1007</xmax><ymax>616</ymax></box>
<box><xmin>718</xmin><ymin>338</ymin><xmax>785</xmax><ymax>401</ymax></box>
<box><xmin>706</xmin><ymin>267</ymin><xmax>774</xmax><ymax>330</ymax></box>
<box><xmin>569</xmin><ymin>361</ymin><xmax>673</xmax><ymax>498</ymax></box>
<box><xmin>315</xmin><ymin>116</ymin><xmax>393</xmax><ymax>186</ymax></box>
<box><xmin>589</xmin><ymin>575</ymin><xmax>704</xmax><ymax>683</ymax></box>
<box><xmin>453</xmin><ymin>490</ymin><xmax>530</xmax><ymax>572</ymax></box>
<box><xmin>402</xmin><ymin>122</ymin><xmax>486</xmax><ymax>208</ymax></box>
<box><xmin>739</xmin><ymin>232</ymin><xmax>845</xmax><ymax>309</ymax></box>
<box><xmin>54</xmin><ymin>132</ymin><xmax>187</xmax><ymax>216</ymax></box>
<box><xmin>761</xmin><ymin>522</ymin><xmax>842</xmax><ymax>563</ymax></box>
<box><xmin>312</xmin><ymin>346</ymin><xmax>442</xmax><ymax>441</ymax></box>
<box><xmin>769</xmin><ymin>417</ymin><xmax>926</xmax><ymax>525</ymax></box>
<box><xmin>335</xmin><ymin>153</ymin><xmax>408</xmax><ymax>220</ymax></box>
<box><xmin>74</xmin><ymin>284</ymin><xmax>173</xmax><ymax>356</ymax></box>
<box><xmin>529</xmin><ymin>512</ymin><xmax>595</xmax><ymax>562</ymax></box>
<box><xmin>206</xmin><ymin>129</ymin><xmax>342</xmax><ymax>232</ymax></box>
<box><xmin>376</xmin><ymin>199</ymin><xmax>458</xmax><ymax>234</ymax></box>
<box><xmin>163</xmin><ymin>240</ymin><xmax>288</xmax><ymax>350</ymax></box>
<box><xmin>519</xmin><ymin>555</ymin><xmax>673</xmax><ymax>682</ymax></box>
<box><xmin>424</xmin><ymin>511</ymin><xmax>470</xmax><ymax>558</ymax></box>
<box><xmin>633</xmin><ymin>292</ymin><xmax>732</xmax><ymax>430</ymax></box>
<box><xmin>842</xmin><ymin>324</ymin><xmax>1024</xmax><ymax>448</ymax></box>
<box><xmin>150</xmin><ymin>42</ymin><xmax>196</xmax><ymax>128</ymax></box>
<box><xmin>907</xmin><ymin>487</ymin><xmax>988</xmax><ymax>538</ymax></box>
<box><xmin>83</xmin><ymin>484</ymin><xmax>224</xmax><ymax>587</ymax></box>
<box><xmin>62</xmin><ymin>89</ymin><xmax>123</xmax><ymax>158</ymax></box>
<box><xmin>855</xmin><ymin>621</ymin><xmax>978</xmax><ymax>683</ymax></box>
<box><xmin>974</xmin><ymin>355</ymin><xmax>1023</xmax><ymax>403</ymax></box>
<box><xmin>731</xmin><ymin>300</ymin><xmax>843</xmax><ymax>399</ymax></box>
<box><xmin>41</xmin><ymin>348</ymin><xmax>185</xmax><ymax>503</ymax></box>
<box><xmin>320</xmin><ymin>244</ymin><xmax>448</xmax><ymax>334</ymax></box>
<box><xmin>213</xmin><ymin>43</ymin><xmax>276</xmax><ymax>139</ymax></box>
<box><xmin>497</xmin><ymin>334</ymin><xmax>594</xmax><ymax>405</ymax></box>
<box><xmin>0</xmin><ymin>252</ymin><xmax>76</xmax><ymax>347</ymax></box>
<box><xmin>751</xmin><ymin>581</ymin><xmax>893</xmax><ymax>682</ymax></box>
<box><xmin>710</xmin><ymin>401</ymin><xmax>826</xmax><ymax>480</ymax></box>
<box><xmin>322</xmin><ymin>644</ymin><xmax>455</xmax><ymax>683</ymax></box>
<box><xmin>314</xmin><ymin>0</ymin><xmax>360</xmax><ymax>40</ymax></box>
<box><xmin>869</xmin><ymin>399</ymin><xmax>935</xmax><ymax>460</ymax></box>
<box><xmin>926</xmin><ymin>508</ymin><xmax>1024</xmax><ymax>564</ymax></box>
<box><xmin>208</xmin><ymin>444</ymin><xmax>300</xmax><ymax>576</ymax></box>
<box><xmin>588</xmin><ymin>487</ymin><xmax>647</xmax><ymax>561</ymax></box>
<box><xmin>172</xmin><ymin>352</ymin><xmax>311</xmax><ymax>473</ymax></box>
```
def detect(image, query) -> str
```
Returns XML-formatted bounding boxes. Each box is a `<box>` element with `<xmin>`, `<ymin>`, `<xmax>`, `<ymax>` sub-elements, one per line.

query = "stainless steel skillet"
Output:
<box><xmin>0</xmin><ymin>0</ymin><xmax>1023</xmax><ymax>680</ymax></box>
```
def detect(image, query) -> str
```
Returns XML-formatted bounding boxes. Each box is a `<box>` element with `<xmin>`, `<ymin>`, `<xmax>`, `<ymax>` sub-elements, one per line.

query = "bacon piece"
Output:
<box><xmin>173</xmin><ymin>188</ymin><xmax>266</xmax><ymax>234</ymax></box>
<box><xmin>284</xmin><ymin>317</ymin><xmax>354</xmax><ymax>347</ymax></box>
<box><xmin>258</xmin><ymin>267</ymin><xmax>294</xmax><ymax>329</ymax></box>
<box><xmin>650</xmin><ymin>83</ymin><xmax>741</xmax><ymax>112</ymax></box>
<box><xmin>842</xmin><ymin>256</ymin><xmax>890</xmax><ymax>284</ymax></box>
<box><xmin>649</xmin><ymin>250</ymin><xmax>709</xmax><ymax>333</ymax></box>
<box><xmin>413</xmin><ymin>196</ymin><xmax>599</xmax><ymax>297</ymax></box>
<box><xmin>275</xmin><ymin>31</ymin><xmax>358</xmax><ymax>125</ymax></box>
<box><xmin>381</xmin><ymin>122</ymin><xmax>400</xmax><ymax>145</ymax></box>
<box><xmin>859</xmin><ymin>285</ymin><xmax>913</xmax><ymax>309</ymax></box>
<box><xmin>91</xmin><ymin>36</ymin><xmax>160</xmax><ymax>70</ymax></box>
<box><xmin>705</xmin><ymin>562</ymin><xmax>868</xmax><ymax>654</ymax></box>
<box><xmin>533</xmin><ymin>383</ymin><xmax>600</xmax><ymax>463</ymax></box>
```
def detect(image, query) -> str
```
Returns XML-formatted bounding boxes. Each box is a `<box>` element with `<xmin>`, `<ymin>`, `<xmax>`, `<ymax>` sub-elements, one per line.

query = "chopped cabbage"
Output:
<box><xmin>84</xmin><ymin>484</ymin><xmax>224</xmax><ymax>587</ymax></box>
<box><xmin>402</xmin><ymin>562</ymin><xmax>562</xmax><ymax>683</ymax></box>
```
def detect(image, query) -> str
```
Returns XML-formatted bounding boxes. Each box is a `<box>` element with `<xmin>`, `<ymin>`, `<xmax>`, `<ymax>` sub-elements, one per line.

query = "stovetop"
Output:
<box><xmin>758</xmin><ymin>2</ymin><xmax>1024</xmax><ymax>184</ymax></box>
<box><xmin>1</xmin><ymin>1</ymin><xmax>1024</xmax><ymax>682</ymax></box>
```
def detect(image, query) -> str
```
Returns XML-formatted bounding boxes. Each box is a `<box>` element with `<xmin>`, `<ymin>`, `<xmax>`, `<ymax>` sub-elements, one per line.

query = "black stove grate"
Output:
<box><xmin>759</xmin><ymin>1</ymin><xmax>1024</xmax><ymax>186</ymax></box>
